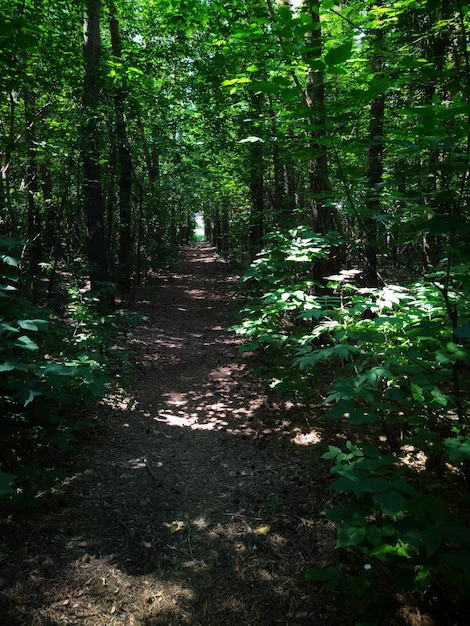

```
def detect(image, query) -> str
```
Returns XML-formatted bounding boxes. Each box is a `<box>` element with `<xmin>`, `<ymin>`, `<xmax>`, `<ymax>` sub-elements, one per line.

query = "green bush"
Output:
<box><xmin>0</xmin><ymin>238</ymin><xmax>111</xmax><ymax>499</ymax></box>
<box><xmin>231</xmin><ymin>227</ymin><xmax>343</xmax><ymax>395</ymax></box>
<box><xmin>233</xmin><ymin>227</ymin><xmax>470</xmax><ymax>618</ymax></box>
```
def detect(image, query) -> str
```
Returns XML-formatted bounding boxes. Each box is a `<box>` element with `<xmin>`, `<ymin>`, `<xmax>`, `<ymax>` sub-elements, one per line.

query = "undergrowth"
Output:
<box><xmin>0</xmin><ymin>238</ymin><xmax>145</xmax><ymax>506</ymax></box>
<box><xmin>232</xmin><ymin>226</ymin><xmax>470</xmax><ymax>623</ymax></box>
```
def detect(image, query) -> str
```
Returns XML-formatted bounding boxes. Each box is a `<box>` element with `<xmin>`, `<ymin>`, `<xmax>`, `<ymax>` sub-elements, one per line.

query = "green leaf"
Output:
<box><xmin>390</xmin><ymin>478</ymin><xmax>416</xmax><ymax>496</ymax></box>
<box><xmin>344</xmin><ymin>407</ymin><xmax>378</xmax><ymax>425</ymax></box>
<box><xmin>442</xmin><ymin>525</ymin><xmax>470</xmax><ymax>549</ymax></box>
<box><xmin>325</xmin><ymin>41</ymin><xmax>353</xmax><ymax>67</ymax></box>
<box><xmin>41</xmin><ymin>362</ymin><xmax>76</xmax><ymax>376</ymax></box>
<box><xmin>18</xmin><ymin>386</ymin><xmax>42</xmax><ymax>406</ymax></box>
<box><xmin>430</xmin><ymin>388</ymin><xmax>448</xmax><ymax>407</ymax></box>
<box><xmin>305</xmin><ymin>566</ymin><xmax>341</xmax><ymax>590</ymax></box>
<box><xmin>18</xmin><ymin>320</ymin><xmax>39</xmax><ymax>331</ymax></box>
<box><xmin>0</xmin><ymin>320</ymin><xmax>18</xmax><ymax>333</ymax></box>
<box><xmin>410</xmin><ymin>382</ymin><xmax>424</xmax><ymax>402</ymax></box>
<box><xmin>15</xmin><ymin>335</ymin><xmax>39</xmax><ymax>351</ymax></box>
<box><xmin>444</xmin><ymin>437</ymin><xmax>470</xmax><ymax>464</ymax></box>
<box><xmin>366</xmin><ymin>524</ymin><xmax>384</xmax><ymax>546</ymax></box>
<box><xmin>0</xmin><ymin>471</ymin><xmax>17</xmax><ymax>496</ymax></box>
<box><xmin>373</xmin><ymin>489</ymin><xmax>405</xmax><ymax>517</ymax></box>
<box><xmin>358</xmin><ymin>478</ymin><xmax>390</xmax><ymax>494</ymax></box>
<box><xmin>239</xmin><ymin>136</ymin><xmax>264</xmax><ymax>143</ymax></box>
<box><xmin>322</xmin><ymin>445</ymin><xmax>343</xmax><ymax>460</ymax></box>
<box><xmin>18</xmin><ymin>319</ymin><xmax>49</xmax><ymax>332</ymax></box>
<box><xmin>331</xmin><ymin>476</ymin><xmax>356</xmax><ymax>491</ymax></box>
<box><xmin>336</xmin><ymin>525</ymin><xmax>366</xmax><ymax>547</ymax></box>
<box><xmin>441</xmin><ymin>553</ymin><xmax>470</xmax><ymax>572</ymax></box>
<box><xmin>0</xmin><ymin>255</ymin><xmax>19</xmax><ymax>267</ymax></box>
<box><xmin>362</xmin><ymin>444</ymin><xmax>381</xmax><ymax>459</ymax></box>
<box><xmin>326</xmin><ymin>399</ymin><xmax>356</xmax><ymax>419</ymax></box>
<box><xmin>0</xmin><ymin>362</ymin><xmax>16</xmax><ymax>372</ymax></box>
<box><xmin>423</xmin><ymin>526</ymin><xmax>443</xmax><ymax>557</ymax></box>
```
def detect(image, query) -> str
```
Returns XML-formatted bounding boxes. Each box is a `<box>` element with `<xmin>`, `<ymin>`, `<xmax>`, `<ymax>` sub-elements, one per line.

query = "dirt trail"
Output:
<box><xmin>1</xmin><ymin>243</ymin><xmax>338</xmax><ymax>626</ymax></box>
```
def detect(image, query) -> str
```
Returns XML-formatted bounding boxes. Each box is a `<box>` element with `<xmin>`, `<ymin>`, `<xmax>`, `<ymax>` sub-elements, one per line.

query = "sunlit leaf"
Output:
<box><xmin>166</xmin><ymin>521</ymin><xmax>186</xmax><ymax>533</ymax></box>
<box><xmin>239</xmin><ymin>136</ymin><xmax>264</xmax><ymax>143</ymax></box>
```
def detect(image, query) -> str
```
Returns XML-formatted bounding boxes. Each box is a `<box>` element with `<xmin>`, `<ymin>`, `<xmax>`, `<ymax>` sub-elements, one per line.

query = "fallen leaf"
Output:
<box><xmin>165</xmin><ymin>520</ymin><xmax>186</xmax><ymax>533</ymax></box>
<box><xmin>255</xmin><ymin>524</ymin><xmax>271</xmax><ymax>535</ymax></box>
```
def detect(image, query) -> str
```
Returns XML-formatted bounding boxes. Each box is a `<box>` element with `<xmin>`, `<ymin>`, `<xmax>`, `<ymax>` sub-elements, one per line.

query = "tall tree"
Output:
<box><xmin>109</xmin><ymin>0</ymin><xmax>133</xmax><ymax>293</ymax></box>
<box><xmin>24</xmin><ymin>91</ymin><xmax>42</xmax><ymax>292</ymax></box>
<box><xmin>82</xmin><ymin>0</ymin><xmax>109</xmax><ymax>294</ymax></box>
<box><xmin>302</xmin><ymin>0</ymin><xmax>340</xmax><ymax>234</ymax></box>
<box><xmin>248</xmin><ymin>91</ymin><xmax>265</xmax><ymax>251</ymax></box>
<box><xmin>363</xmin><ymin>0</ymin><xmax>385</xmax><ymax>287</ymax></box>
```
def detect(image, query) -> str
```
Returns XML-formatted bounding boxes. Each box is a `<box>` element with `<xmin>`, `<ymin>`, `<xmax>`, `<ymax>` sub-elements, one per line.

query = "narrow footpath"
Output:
<box><xmin>1</xmin><ymin>243</ymin><xmax>338</xmax><ymax>626</ymax></box>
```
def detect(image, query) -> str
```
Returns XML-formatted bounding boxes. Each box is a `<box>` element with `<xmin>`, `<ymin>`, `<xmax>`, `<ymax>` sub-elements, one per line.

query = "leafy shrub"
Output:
<box><xmin>231</xmin><ymin>226</ymin><xmax>342</xmax><ymax>395</ymax></box>
<box><xmin>0</xmin><ymin>239</ymin><xmax>111</xmax><ymax>499</ymax></box>
<box><xmin>306</xmin><ymin>441</ymin><xmax>470</xmax><ymax>621</ymax></box>
<box><xmin>233</xmin><ymin>227</ymin><xmax>470</xmax><ymax>618</ymax></box>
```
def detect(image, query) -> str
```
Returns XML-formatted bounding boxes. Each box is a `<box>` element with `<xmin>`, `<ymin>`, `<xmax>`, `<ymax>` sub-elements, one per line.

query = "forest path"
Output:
<box><xmin>1</xmin><ymin>243</ymin><xmax>337</xmax><ymax>626</ymax></box>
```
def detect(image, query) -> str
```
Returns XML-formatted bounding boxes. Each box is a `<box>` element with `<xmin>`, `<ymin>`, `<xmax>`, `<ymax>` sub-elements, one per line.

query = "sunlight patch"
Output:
<box><xmin>292</xmin><ymin>431</ymin><xmax>322</xmax><ymax>446</ymax></box>
<box><xmin>154</xmin><ymin>411</ymin><xmax>227</xmax><ymax>430</ymax></box>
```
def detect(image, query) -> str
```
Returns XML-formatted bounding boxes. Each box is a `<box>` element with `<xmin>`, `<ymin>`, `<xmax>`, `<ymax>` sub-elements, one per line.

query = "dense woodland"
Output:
<box><xmin>1</xmin><ymin>0</ymin><xmax>470</xmax><ymax>622</ymax></box>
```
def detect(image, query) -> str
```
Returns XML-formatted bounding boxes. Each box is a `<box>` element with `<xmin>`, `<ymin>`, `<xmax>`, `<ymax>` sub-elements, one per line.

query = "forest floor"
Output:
<box><xmin>0</xmin><ymin>243</ymin><xmax>424</xmax><ymax>626</ymax></box>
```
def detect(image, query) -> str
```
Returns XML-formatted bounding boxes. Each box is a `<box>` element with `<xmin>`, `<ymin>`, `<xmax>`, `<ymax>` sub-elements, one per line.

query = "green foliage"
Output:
<box><xmin>232</xmin><ymin>226</ymin><xmax>343</xmax><ymax>394</ymax></box>
<box><xmin>234</xmin><ymin>224</ymin><xmax>470</xmax><ymax>617</ymax></box>
<box><xmin>306</xmin><ymin>563</ymin><xmax>380</xmax><ymax>618</ymax></box>
<box><xmin>0</xmin><ymin>239</ymin><xmax>113</xmax><ymax>500</ymax></box>
<box><xmin>317</xmin><ymin>441</ymin><xmax>470</xmax><ymax>614</ymax></box>
<box><xmin>234</xmin><ymin>225</ymin><xmax>469</xmax><ymax>448</ymax></box>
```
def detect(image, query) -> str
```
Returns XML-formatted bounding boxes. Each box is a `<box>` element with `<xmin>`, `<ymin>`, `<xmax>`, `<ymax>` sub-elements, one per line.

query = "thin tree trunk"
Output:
<box><xmin>364</xmin><ymin>10</ymin><xmax>385</xmax><ymax>287</ymax></box>
<box><xmin>24</xmin><ymin>92</ymin><xmax>42</xmax><ymax>294</ymax></box>
<box><xmin>302</xmin><ymin>0</ymin><xmax>342</xmax><ymax>284</ymax></box>
<box><xmin>109</xmin><ymin>1</ymin><xmax>133</xmax><ymax>293</ymax></box>
<box><xmin>82</xmin><ymin>0</ymin><xmax>109</xmax><ymax>296</ymax></box>
<box><xmin>302</xmin><ymin>0</ymin><xmax>340</xmax><ymax>234</ymax></box>
<box><xmin>268</xmin><ymin>96</ymin><xmax>284</xmax><ymax>225</ymax></box>
<box><xmin>0</xmin><ymin>94</ymin><xmax>16</xmax><ymax>236</ymax></box>
<box><xmin>249</xmin><ymin>91</ymin><xmax>265</xmax><ymax>253</ymax></box>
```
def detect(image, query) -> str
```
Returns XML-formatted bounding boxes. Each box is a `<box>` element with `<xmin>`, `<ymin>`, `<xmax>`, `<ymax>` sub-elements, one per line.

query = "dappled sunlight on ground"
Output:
<box><xmin>154</xmin><ymin>412</ymin><xmax>228</xmax><ymax>431</ymax></box>
<box><xmin>0</xmin><ymin>244</ymin><xmax>346</xmax><ymax>626</ymax></box>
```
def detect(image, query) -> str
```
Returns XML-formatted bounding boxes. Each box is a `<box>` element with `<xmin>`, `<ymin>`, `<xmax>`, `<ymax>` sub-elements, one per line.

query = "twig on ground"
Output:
<box><xmin>186</xmin><ymin>515</ymin><xmax>194</xmax><ymax>559</ymax></box>
<box><xmin>0</xmin><ymin>590</ymin><xmax>15</xmax><ymax>601</ymax></box>
<box><xmin>144</xmin><ymin>457</ymin><xmax>158</xmax><ymax>481</ymax></box>
<box><xmin>223</xmin><ymin>513</ymin><xmax>266</xmax><ymax>520</ymax></box>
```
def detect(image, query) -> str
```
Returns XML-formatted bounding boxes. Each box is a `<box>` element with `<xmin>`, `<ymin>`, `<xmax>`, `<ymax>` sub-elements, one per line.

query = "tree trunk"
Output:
<box><xmin>302</xmin><ymin>0</ymin><xmax>342</xmax><ymax>284</ymax></box>
<box><xmin>302</xmin><ymin>0</ymin><xmax>340</xmax><ymax>234</ymax></box>
<box><xmin>363</xmin><ymin>8</ymin><xmax>385</xmax><ymax>287</ymax></box>
<box><xmin>24</xmin><ymin>92</ymin><xmax>42</xmax><ymax>294</ymax></box>
<box><xmin>0</xmin><ymin>93</ymin><xmax>16</xmax><ymax>236</ymax></box>
<box><xmin>109</xmin><ymin>2</ymin><xmax>133</xmax><ymax>293</ymax></box>
<box><xmin>82</xmin><ymin>0</ymin><xmax>110</xmax><ymax>296</ymax></box>
<box><xmin>267</xmin><ymin>96</ymin><xmax>284</xmax><ymax>226</ymax></box>
<box><xmin>249</xmin><ymin>91</ymin><xmax>265</xmax><ymax>254</ymax></box>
